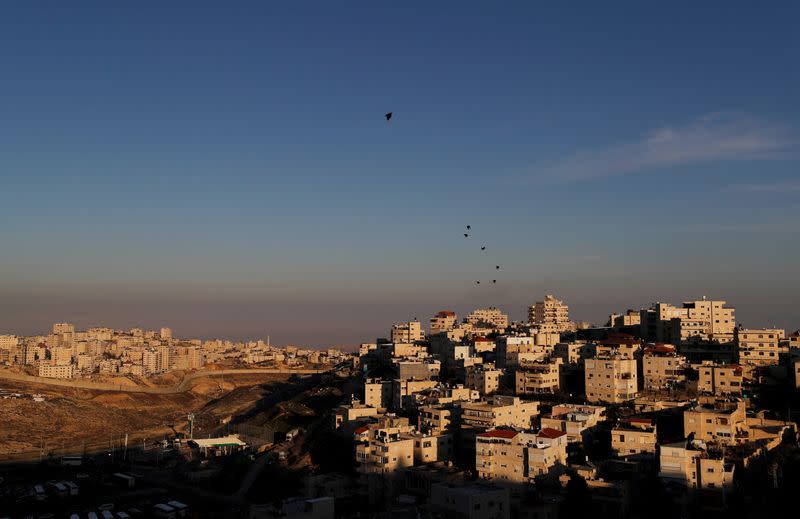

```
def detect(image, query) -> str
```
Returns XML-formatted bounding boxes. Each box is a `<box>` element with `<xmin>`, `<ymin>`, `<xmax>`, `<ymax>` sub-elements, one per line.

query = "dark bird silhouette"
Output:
<box><xmin>466</xmin><ymin>225</ymin><xmax>471</xmax><ymax>230</ymax></box>
<box><xmin>481</xmin><ymin>246</ymin><xmax>486</xmax><ymax>251</ymax></box>
<box><xmin>464</xmin><ymin>233</ymin><xmax>469</xmax><ymax>238</ymax></box>
<box><xmin>476</xmin><ymin>281</ymin><xmax>481</xmax><ymax>285</ymax></box>
<box><xmin>496</xmin><ymin>265</ymin><xmax>500</xmax><ymax>270</ymax></box>
<box><xmin>493</xmin><ymin>280</ymin><xmax>497</xmax><ymax>283</ymax></box>
<box><xmin>385</xmin><ymin>112</ymin><xmax>393</xmax><ymax>121</ymax></box>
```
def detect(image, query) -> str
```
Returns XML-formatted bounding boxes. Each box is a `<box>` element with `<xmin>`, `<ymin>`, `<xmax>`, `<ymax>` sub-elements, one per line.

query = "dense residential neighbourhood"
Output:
<box><xmin>0</xmin><ymin>325</ymin><xmax>349</xmax><ymax>379</ymax></box>
<box><xmin>3</xmin><ymin>295</ymin><xmax>800</xmax><ymax>518</ymax></box>
<box><xmin>328</xmin><ymin>295</ymin><xmax>800</xmax><ymax>518</ymax></box>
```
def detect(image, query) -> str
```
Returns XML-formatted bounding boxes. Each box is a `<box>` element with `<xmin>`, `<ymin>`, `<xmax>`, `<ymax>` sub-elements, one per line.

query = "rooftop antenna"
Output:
<box><xmin>188</xmin><ymin>413</ymin><xmax>195</xmax><ymax>439</ymax></box>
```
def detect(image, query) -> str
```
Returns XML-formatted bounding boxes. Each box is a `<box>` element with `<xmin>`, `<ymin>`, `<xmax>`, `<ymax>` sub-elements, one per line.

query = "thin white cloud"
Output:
<box><xmin>534</xmin><ymin>113</ymin><xmax>794</xmax><ymax>182</ymax></box>
<box><xmin>728</xmin><ymin>182</ymin><xmax>800</xmax><ymax>193</ymax></box>
<box><xmin>664</xmin><ymin>222</ymin><xmax>800</xmax><ymax>233</ymax></box>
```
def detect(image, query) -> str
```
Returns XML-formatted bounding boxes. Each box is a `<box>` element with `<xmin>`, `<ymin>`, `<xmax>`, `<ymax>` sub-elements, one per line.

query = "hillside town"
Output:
<box><xmin>322</xmin><ymin>295</ymin><xmax>800</xmax><ymax>518</ymax></box>
<box><xmin>3</xmin><ymin>296</ymin><xmax>800</xmax><ymax>518</ymax></box>
<box><xmin>0</xmin><ymin>325</ymin><xmax>349</xmax><ymax>380</ymax></box>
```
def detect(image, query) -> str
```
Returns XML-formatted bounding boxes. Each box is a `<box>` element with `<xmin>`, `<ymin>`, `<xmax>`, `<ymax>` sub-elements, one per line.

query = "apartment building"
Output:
<box><xmin>364</xmin><ymin>379</ymin><xmax>393</xmax><ymax>408</ymax></box>
<box><xmin>391</xmin><ymin>321</ymin><xmax>424</xmax><ymax>344</ymax></box>
<box><xmin>495</xmin><ymin>336</ymin><xmax>551</xmax><ymax>369</ymax></box>
<box><xmin>87</xmin><ymin>327</ymin><xmax>113</xmax><ymax>341</ymax></box>
<box><xmin>683</xmin><ymin>400</ymin><xmax>746</xmax><ymax>445</ymax></box>
<box><xmin>397</xmin><ymin>360</ymin><xmax>441</xmax><ymax>381</ymax></box>
<box><xmin>0</xmin><ymin>335</ymin><xmax>19</xmax><ymax>351</ymax></box>
<box><xmin>50</xmin><ymin>346</ymin><xmax>73</xmax><ymax>366</ymax></box>
<box><xmin>585</xmin><ymin>354</ymin><xmax>638</xmax><ymax>404</ymax></box>
<box><xmin>595</xmin><ymin>335</ymin><xmax>641</xmax><ymax>359</ymax></box>
<box><xmin>392</xmin><ymin>379</ymin><xmax>439</xmax><ymax>410</ymax></box>
<box><xmin>659</xmin><ymin>441</ymin><xmax>734</xmax><ymax>497</ymax></box>
<box><xmin>611</xmin><ymin>418</ymin><xmax>657</xmax><ymax>459</ymax></box>
<box><xmin>640</xmin><ymin>299</ymin><xmax>735</xmax><ymax>344</ymax></box>
<box><xmin>735</xmin><ymin>328</ymin><xmax>784</xmax><ymax>366</ymax></box>
<box><xmin>38</xmin><ymin>363</ymin><xmax>75</xmax><ymax>379</ymax></box>
<box><xmin>540</xmin><ymin>404</ymin><xmax>606</xmax><ymax>443</ymax></box>
<box><xmin>792</xmin><ymin>347</ymin><xmax>800</xmax><ymax>388</ymax></box>
<box><xmin>608</xmin><ymin>310</ymin><xmax>641</xmax><ymax>330</ymax></box>
<box><xmin>98</xmin><ymin>358</ymin><xmax>120</xmax><ymax>374</ymax></box>
<box><xmin>473</xmin><ymin>336</ymin><xmax>495</xmax><ymax>354</ymax></box>
<box><xmin>515</xmin><ymin>358</ymin><xmax>562</xmax><ymax>395</ymax></box>
<box><xmin>418</xmin><ymin>404</ymin><xmax>460</xmax><ymax>434</ymax></box>
<box><xmin>389</xmin><ymin>342</ymin><xmax>428</xmax><ymax>359</ymax></box>
<box><xmin>466</xmin><ymin>308</ymin><xmax>509</xmax><ymax>331</ymax></box>
<box><xmin>464</xmin><ymin>363</ymin><xmax>502</xmax><ymax>396</ymax></box>
<box><xmin>528</xmin><ymin>294</ymin><xmax>572</xmax><ymax>333</ymax></box>
<box><xmin>696</xmin><ymin>362</ymin><xmax>743</xmax><ymax>396</ymax></box>
<box><xmin>475</xmin><ymin>428</ymin><xmax>567</xmax><ymax>483</ymax></box>
<box><xmin>460</xmin><ymin>396</ymin><xmax>539</xmax><ymax>430</ymax></box>
<box><xmin>52</xmin><ymin>322</ymin><xmax>75</xmax><ymax>335</ymax></box>
<box><xmin>430</xmin><ymin>483</ymin><xmax>510</xmax><ymax>519</ymax></box>
<box><xmin>412</xmin><ymin>432</ymin><xmax>453</xmax><ymax>464</ymax></box>
<box><xmin>171</xmin><ymin>346</ymin><xmax>203</xmax><ymax>370</ymax></box>
<box><xmin>75</xmin><ymin>353</ymin><xmax>96</xmax><ymax>373</ymax></box>
<box><xmin>355</xmin><ymin>415</ymin><xmax>416</xmax><ymax>475</ymax></box>
<box><xmin>430</xmin><ymin>311</ymin><xmax>458</xmax><ymax>335</ymax></box>
<box><xmin>142</xmin><ymin>345</ymin><xmax>171</xmax><ymax>375</ymax></box>
<box><xmin>642</xmin><ymin>344</ymin><xmax>687</xmax><ymax>390</ymax></box>
<box><xmin>424</xmin><ymin>385</ymin><xmax>479</xmax><ymax>405</ymax></box>
<box><xmin>553</xmin><ymin>342</ymin><xmax>593</xmax><ymax>364</ymax></box>
<box><xmin>444</xmin><ymin>323</ymin><xmax>473</xmax><ymax>342</ymax></box>
<box><xmin>333</xmin><ymin>399</ymin><xmax>382</xmax><ymax>430</ymax></box>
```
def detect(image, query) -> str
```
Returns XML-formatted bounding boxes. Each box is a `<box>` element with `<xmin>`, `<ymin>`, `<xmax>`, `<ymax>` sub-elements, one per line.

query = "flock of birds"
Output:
<box><xmin>386</xmin><ymin>112</ymin><xmax>501</xmax><ymax>288</ymax></box>
<box><xmin>464</xmin><ymin>224</ymin><xmax>501</xmax><ymax>285</ymax></box>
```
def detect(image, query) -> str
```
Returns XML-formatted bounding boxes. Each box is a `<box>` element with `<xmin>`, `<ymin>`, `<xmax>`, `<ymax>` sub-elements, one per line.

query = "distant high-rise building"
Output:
<box><xmin>529</xmin><ymin>295</ymin><xmax>573</xmax><ymax>332</ymax></box>
<box><xmin>0</xmin><ymin>335</ymin><xmax>19</xmax><ymax>350</ymax></box>
<box><xmin>465</xmin><ymin>308</ymin><xmax>508</xmax><ymax>330</ymax></box>
<box><xmin>391</xmin><ymin>320</ymin><xmax>424</xmax><ymax>343</ymax></box>
<box><xmin>585</xmin><ymin>354</ymin><xmax>638</xmax><ymax>403</ymax></box>
<box><xmin>735</xmin><ymin>328</ymin><xmax>784</xmax><ymax>366</ymax></box>
<box><xmin>608</xmin><ymin>310</ymin><xmax>641</xmax><ymax>330</ymax></box>
<box><xmin>38</xmin><ymin>363</ymin><xmax>75</xmax><ymax>379</ymax></box>
<box><xmin>52</xmin><ymin>323</ymin><xmax>75</xmax><ymax>335</ymax></box>
<box><xmin>640</xmin><ymin>298</ymin><xmax>735</xmax><ymax>344</ymax></box>
<box><xmin>160</xmin><ymin>327</ymin><xmax>173</xmax><ymax>341</ymax></box>
<box><xmin>429</xmin><ymin>310</ymin><xmax>457</xmax><ymax>335</ymax></box>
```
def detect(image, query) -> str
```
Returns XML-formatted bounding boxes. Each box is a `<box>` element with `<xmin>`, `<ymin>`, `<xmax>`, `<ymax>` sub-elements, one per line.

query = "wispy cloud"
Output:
<box><xmin>727</xmin><ymin>182</ymin><xmax>800</xmax><ymax>193</ymax></box>
<box><xmin>664</xmin><ymin>222</ymin><xmax>800</xmax><ymax>234</ymax></box>
<box><xmin>532</xmin><ymin>113</ymin><xmax>795</xmax><ymax>182</ymax></box>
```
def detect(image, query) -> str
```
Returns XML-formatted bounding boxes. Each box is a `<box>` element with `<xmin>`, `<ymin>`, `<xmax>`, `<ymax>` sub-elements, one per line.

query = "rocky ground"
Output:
<box><xmin>0</xmin><ymin>372</ymin><xmax>290</xmax><ymax>461</ymax></box>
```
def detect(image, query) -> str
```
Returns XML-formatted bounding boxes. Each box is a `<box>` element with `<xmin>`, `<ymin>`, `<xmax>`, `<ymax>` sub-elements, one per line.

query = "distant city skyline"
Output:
<box><xmin>0</xmin><ymin>294</ymin><xmax>795</xmax><ymax>348</ymax></box>
<box><xmin>1</xmin><ymin>2</ymin><xmax>799</xmax><ymax>345</ymax></box>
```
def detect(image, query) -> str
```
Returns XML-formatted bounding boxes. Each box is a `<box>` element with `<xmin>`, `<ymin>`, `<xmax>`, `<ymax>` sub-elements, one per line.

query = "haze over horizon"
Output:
<box><xmin>2</xmin><ymin>2</ymin><xmax>799</xmax><ymax>345</ymax></box>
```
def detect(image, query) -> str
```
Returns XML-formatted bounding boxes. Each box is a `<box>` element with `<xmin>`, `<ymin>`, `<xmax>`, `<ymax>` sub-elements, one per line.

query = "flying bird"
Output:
<box><xmin>464</xmin><ymin>233</ymin><xmax>469</xmax><ymax>238</ymax></box>
<box><xmin>385</xmin><ymin>112</ymin><xmax>393</xmax><ymax>121</ymax></box>
<box><xmin>492</xmin><ymin>280</ymin><xmax>497</xmax><ymax>283</ymax></box>
<box><xmin>481</xmin><ymin>246</ymin><xmax>486</xmax><ymax>251</ymax></box>
<box><xmin>466</xmin><ymin>225</ymin><xmax>471</xmax><ymax>230</ymax></box>
<box><xmin>496</xmin><ymin>266</ymin><xmax>500</xmax><ymax>270</ymax></box>
<box><xmin>476</xmin><ymin>281</ymin><xmax>481</xmax><ymax>285</ymax></box>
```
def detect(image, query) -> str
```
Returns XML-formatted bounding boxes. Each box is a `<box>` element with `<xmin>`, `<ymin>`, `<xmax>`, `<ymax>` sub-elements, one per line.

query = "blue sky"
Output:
<box><xmin>1</xmin><ymin>1</ymin><xmax>799</xmax><ymax>345</ymax></box>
